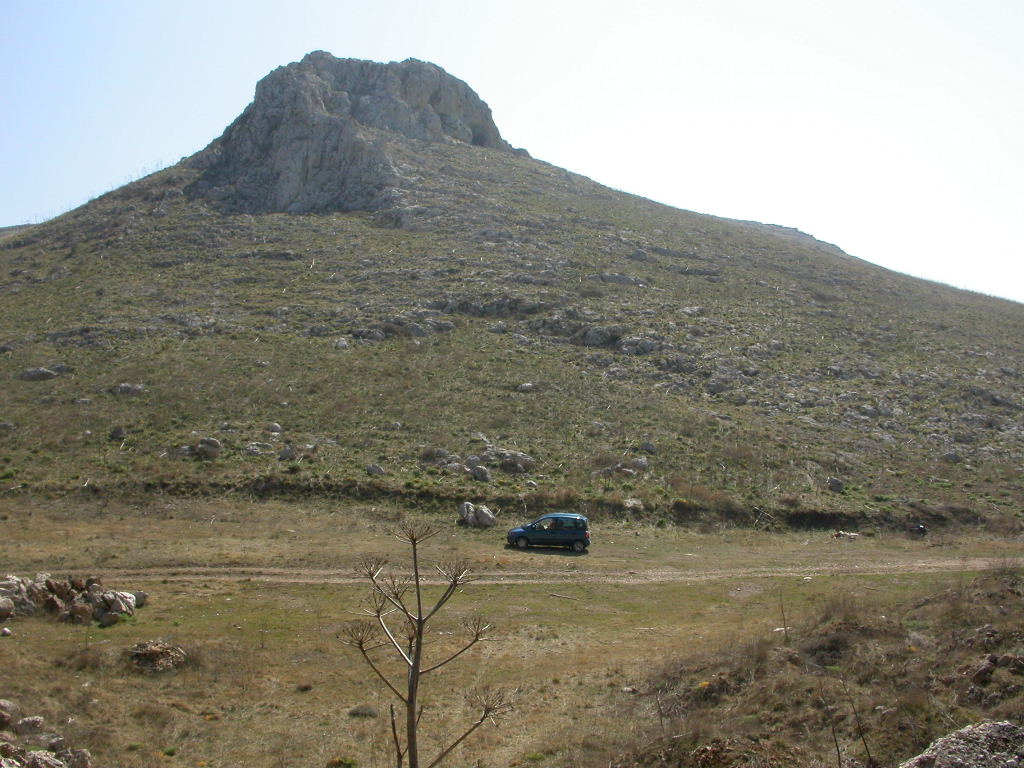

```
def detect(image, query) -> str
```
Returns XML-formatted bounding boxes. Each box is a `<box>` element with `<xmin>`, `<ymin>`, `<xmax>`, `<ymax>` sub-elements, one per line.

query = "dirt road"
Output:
<box><xmin>101</xmin><ymin>555</ymin><xmax>1000</xmax><ymax>586</ymax></box>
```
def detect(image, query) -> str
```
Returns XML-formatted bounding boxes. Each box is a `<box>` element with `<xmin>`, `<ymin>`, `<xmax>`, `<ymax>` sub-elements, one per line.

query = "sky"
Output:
<box><xmin>3</xmin><ymin>0</ymin><xmax>1022</xmax><ymax>304</ymax></box>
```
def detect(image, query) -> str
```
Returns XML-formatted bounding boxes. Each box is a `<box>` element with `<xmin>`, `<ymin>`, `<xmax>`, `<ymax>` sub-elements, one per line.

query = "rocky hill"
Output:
<box><xmin>185</xmin><ymin>52</ymin><xmax>514</xmax><ymax>214</ymax></box>
<box><xmin>1</xmin><ymin>52</ymin><xmax>1021</xmax><ymax>531</ymax></box>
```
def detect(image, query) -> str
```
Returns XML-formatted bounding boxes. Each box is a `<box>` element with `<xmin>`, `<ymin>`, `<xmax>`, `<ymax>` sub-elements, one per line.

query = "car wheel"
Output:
<box><xmin>516</xmin><ymin>537</ymin><xmax>529</xmax><ymax>549</ymax></box>
<box><xmin>571</xmin><ymin>540</ymin><xmax>586</xmax><ymax>553</ymax></box>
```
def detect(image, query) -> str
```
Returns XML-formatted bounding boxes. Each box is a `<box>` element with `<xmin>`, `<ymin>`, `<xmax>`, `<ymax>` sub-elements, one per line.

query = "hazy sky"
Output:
<box><xmin>3</xmin><ymin>0</ymin><xmax>1022</xmax><ymax>303</ymax></box>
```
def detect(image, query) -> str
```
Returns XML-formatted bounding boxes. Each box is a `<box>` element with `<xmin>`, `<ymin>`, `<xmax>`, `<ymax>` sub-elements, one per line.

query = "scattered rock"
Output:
<box><xmin>577</xmin><ymin>325</ymin><xmax>626</xmax><ymax>348</ymax></box>
<box><xmin>628</xmin><ymin>456</ymin><xmax>650</xmax><ymax>472</ymax></box>
<box><xmin>480</xmin><ymin>446</ymin><xmax>536</xmax><ymax>474</ymax></box>
<box><xmin>352</xmin><ymin>328</ymin><xmax>385</xmax><ymax>342</ymax></box>
<box><xmin>898</xmin><ymin>720</ymin><xmax>1024</xmax><ymax>768</ymax></box>
<box><xmin>971</xmin><ymin>657</ymin><xmax>998</xmax><ymax>685</ymax></box>
<box><xmin>470</xmin><ymin>465</ymin><xmax>491</xmax><ymax>482</ymax></box>
<box><xmin>0</xmin><ymin>698</ymin><xmax>93</xmax><ymax>768</ymax></box>
<box><xmin>110</xmin><ymin>383</ymin><xmax>144</xmax><ymax>396</ymax></box>
<box><xmin>19</xmin><ymin>368</ymin><xmax>58</xmax><ymax>381</ymax></box>
<box><xmin>826</xmin><ymin>477</ymin><xmax>845</xmax><ymax>493</ymax></box>
<box><xmin>278</xmin><ymin>443</ymin><xmax>317</xmax><ymax>462</ymax></box>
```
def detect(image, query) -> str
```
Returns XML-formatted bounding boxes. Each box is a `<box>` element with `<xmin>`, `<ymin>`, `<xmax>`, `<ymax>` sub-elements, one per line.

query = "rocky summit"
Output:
<box><xmin>0</xmin><ymin>51</ymin><xmax>1022</xmax><ymax>529</ymax></box>
<box><xmin>185</xmin><ymin>52</ymin><xmax>514</xmax><ymax>214</ymax></box>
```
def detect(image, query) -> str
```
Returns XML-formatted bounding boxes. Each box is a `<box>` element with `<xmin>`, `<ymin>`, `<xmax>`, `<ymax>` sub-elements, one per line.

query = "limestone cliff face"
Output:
<box><xmin>185</xmin><ymin>52</ymin><xmax>513</xmax><ymax>214</ymax></box>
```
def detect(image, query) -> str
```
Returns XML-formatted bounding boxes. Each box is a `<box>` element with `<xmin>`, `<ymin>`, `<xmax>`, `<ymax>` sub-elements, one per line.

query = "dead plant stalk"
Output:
<box><xmin>339</xmin><ymin>521</ymin><xmax>514</xmax><ymax>768</ymax></box>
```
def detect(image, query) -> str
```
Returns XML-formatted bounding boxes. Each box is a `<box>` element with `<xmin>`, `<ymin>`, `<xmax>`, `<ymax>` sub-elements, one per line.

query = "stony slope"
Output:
<box><xmin>0</xmin><ymin>53</ymin><xmax>1021</xmax><ymax>530</ymax></box>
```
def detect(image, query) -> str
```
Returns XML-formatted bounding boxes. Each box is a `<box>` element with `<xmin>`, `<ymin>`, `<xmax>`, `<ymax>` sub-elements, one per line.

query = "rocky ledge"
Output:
<box><xmin>185</xmin><ymin>52</ymin><xmax>514</xmax><ymax>214</ymax></box>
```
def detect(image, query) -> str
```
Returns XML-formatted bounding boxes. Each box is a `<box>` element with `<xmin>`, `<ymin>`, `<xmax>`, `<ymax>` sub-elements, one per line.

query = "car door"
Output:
<box><xmin>547</xmin><ymin>517</ymin><xmax>570</xmax><ymax>546</ymax></box>
<box><xmin>530</xmin><ymin>517</ymin><xmax>558</xmax><ymax>546</ymax></box>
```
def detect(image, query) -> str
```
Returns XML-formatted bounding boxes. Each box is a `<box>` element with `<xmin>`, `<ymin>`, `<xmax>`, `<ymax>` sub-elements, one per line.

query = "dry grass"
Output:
<box><xmin>618</xmin><ymin>564</ymin><xmax>1024</xmax><ymax>768</ymax></box>
<box><xmin>2</xmin><ymin>495</ymin><xmax>1022</xmax><ymax>766</ymax></box>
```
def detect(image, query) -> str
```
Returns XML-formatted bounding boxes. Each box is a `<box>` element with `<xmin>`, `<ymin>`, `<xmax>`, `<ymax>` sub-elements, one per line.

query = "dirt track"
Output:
<box><xmin>101</xmin><ymin>555</ymin><xmax>1000</xmax><ymax>586</ymax></box>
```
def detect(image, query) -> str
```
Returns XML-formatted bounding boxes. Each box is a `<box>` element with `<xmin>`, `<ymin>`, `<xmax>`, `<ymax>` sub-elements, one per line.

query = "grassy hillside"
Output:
<box><xmin>1</xmin><ymin>136</ymin><xmax>1022</xmax><ymax>531</ymax></box>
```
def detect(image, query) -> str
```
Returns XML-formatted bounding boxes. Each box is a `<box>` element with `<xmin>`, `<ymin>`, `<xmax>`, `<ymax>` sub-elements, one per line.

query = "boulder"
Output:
<box><xmin>0</xmin><ymin>598</ymin><xmax>12</xmax><ymax>621</ymax></box>
<box><xmin>457</xmin><ymin>502</ymin><xmax>496</xmax><ymax>529</ymax></box>
<box><xmin>23</xmin><ymin>751</ymin><xmax>66</xmax><ymax>768</ymax></box>
<box><xmin>110</xmin><ymin>383</ymin><xmax>144</xmax><ymax>396</ymax></box>
<box><xmin>473</xmin><ymin>505</ymin><xmax>497</xmax><ymax>528</ymax></box>
<box><xmin>14</xmin><ymin>717</ymin><xmax>44</xmax><ymax>735</ymax></box>
<box><xmin>578</xmin><ymin>325</ymin><xmax>625</xmax><ymax>348</ymax></box>
<box><xmin>88</xmin><ymin>590</ymin><xmax>136</xmax><ymax>627</ymax></box>
<box><xmin>971</xmin><ymin>658</ymin><xmax>997</xmax><ymax>685</ymax></box>
<box><xmin>65</xmin><ymin>603</ymin><xmax>93</xmax><ymax>625</ymax></box>
<box><xmin>194</xmin><ymin>437</ymin><xmax>222</xmax><ymax>460</ymax></box>
<box><xmin>0</xmin><ymin>699</ymin><xmax>19</xmax><ymax>728</ymax></box>
<box><xmin>19</xmin><ymin>368</ymin><xmax>58</xmax><ymax>381</ymax></box>
<box><xmin>479</xmin><ymin>446</ymin><xmax>536</xmax><ymax>474</ymax></box>
<box><xmin>57</xmin><ymin>750</ymin><xmax>92</xmax><ymax>768</ymax></box>
<box><xmin>826</xmin><ymin>477</ymin><xmax>845</xmax><ymax>493</ymax></box>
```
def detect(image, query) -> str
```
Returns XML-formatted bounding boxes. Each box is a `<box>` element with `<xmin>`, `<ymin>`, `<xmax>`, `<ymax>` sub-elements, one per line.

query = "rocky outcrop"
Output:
<box><xmin>898</xmin><ymin>721</ymin><xmax>1024</xmax><ymax>767</ymax></box>
<box><xmin>186</xmin><ymin>52</ymin><xmax>513</xmax><ymax>214</ymax></box>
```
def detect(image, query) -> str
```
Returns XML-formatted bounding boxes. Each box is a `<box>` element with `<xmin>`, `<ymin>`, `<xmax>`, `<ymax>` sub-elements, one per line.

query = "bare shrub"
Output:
<box><xmin>340</xmin><ymin>521</ymin><xmax>514</xmax><ymax>768</ymax></box>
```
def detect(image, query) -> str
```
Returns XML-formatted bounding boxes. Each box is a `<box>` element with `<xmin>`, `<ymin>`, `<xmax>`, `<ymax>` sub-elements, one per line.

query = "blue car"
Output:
<box><xmin>507</xmin><ymin>513</ymin><xmax>590</xmax><ymax>552</ymax></box>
